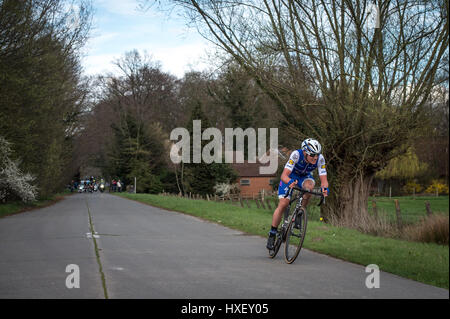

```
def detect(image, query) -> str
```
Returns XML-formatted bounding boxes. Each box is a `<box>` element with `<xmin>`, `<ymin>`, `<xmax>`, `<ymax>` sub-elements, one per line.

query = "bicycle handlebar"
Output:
<box><xmin>284</xmin><ymin>186</ymin><xmax>326</xmax><ymax>206</ymax></box>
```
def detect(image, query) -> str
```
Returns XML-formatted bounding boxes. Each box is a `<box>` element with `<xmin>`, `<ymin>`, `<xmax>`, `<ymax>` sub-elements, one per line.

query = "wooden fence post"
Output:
<box><xmin>255</xmin><ymin>199</ymin><xmax>261</xmax><ymax>209</ymax></box>
<box><xmin>265</xmin><ymin>199</ymin><xmax>272</xmax><ymax>211</ymax></box>
<box><xmin>259</xmin><ymin>198</ymin><xmax>266</xmax><ymax>210</ymax></box>
<box><xmin>425</xmin><ymin>201</ymin><xmax>433</xmax><ymax>216</ymax></box>
<box><xmin>394</xmin><ymin>199</ymin><xmax>403</xmax><ymax>231</ymax></box>
<box><xmin>239</xmin><ymin>196</ymin><xmax>244</xmax><ymax>207</ymax></box>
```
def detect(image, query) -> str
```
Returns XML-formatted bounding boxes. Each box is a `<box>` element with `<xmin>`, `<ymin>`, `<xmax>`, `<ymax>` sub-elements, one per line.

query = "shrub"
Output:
<box><xmin>0</xmin><ymin>136</ymin><xmax>37</xmax><ymax>202</ymax></box>
<box><xmin>425</xmin><ymin>180</ymin><xmax>449</xmax><ymax>195</ymax></box>
<box><xmin>403</xmin><ymin>180</ymin><xmax>423</xmax><ymax>194</ymax></box>
<box><xmin>214</xmin><ymin>183</ymin><xmax>240</xmax><ymax>196</ymax></box>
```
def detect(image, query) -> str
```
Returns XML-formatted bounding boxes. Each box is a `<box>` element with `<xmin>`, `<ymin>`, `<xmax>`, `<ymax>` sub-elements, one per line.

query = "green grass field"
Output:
<box><xmin>116</xmin><ymin>193</ymin><xmax>449</xmax><ymax>290</ymax></box>
<box><xmin>368</xmin><ymin>195</ymin><xmax>449</xmax><ymax>224</ymax></box>
<box><xmin>214</xmin><ymin>195</ymin><xmax>449</xmax><ymax>224</ymax></box>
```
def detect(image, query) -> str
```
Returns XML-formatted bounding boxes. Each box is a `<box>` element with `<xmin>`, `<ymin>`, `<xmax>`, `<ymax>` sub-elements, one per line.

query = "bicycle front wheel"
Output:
<box><xmin>284</xmin><ymin>208</ymin><xmax>307</xmax><ymax>264</ymax></box>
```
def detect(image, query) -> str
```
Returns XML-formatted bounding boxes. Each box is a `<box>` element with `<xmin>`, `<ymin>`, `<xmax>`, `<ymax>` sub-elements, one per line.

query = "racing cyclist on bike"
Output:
<box><xmin>266</xmin><ymin>138</ymin><xmax>329</xmax><ymax>250</ymax></box>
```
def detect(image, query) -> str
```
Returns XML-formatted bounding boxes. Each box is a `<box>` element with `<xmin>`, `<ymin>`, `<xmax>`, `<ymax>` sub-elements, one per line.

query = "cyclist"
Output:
<box><xmin>266</xmin><ymin>138</ymin><xmax>329</xmax><ymax>250</ymax></box>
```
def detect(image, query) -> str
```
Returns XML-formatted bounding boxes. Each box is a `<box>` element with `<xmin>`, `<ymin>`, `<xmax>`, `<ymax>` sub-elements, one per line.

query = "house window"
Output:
<box><xmin>240</xmin><ymin>179</ymin><xmax>250</xmax><ymax>186</ymax></box>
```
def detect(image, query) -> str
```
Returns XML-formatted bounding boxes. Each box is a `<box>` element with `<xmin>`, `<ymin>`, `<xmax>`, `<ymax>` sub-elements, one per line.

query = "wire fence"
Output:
<box><xmin>158</xmin><ymin>191</ymin><xmax>325</xmax><ymax>221</ymax></box>
<box><xmin>158</xmin><ymin>191</ymin><xmax>448</xmax><ymax>227</ymax></box>
<box><xmin>369</xmin><ymin>197</ymin><xmax>449</xmax><ymax>227</ymax></box>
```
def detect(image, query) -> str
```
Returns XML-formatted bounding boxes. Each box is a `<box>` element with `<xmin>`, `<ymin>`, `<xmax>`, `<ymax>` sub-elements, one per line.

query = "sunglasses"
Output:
<box><xmin>308</xmin><ymin>153</ymin><xmax>319</xmax><ymax>158</ymax></box>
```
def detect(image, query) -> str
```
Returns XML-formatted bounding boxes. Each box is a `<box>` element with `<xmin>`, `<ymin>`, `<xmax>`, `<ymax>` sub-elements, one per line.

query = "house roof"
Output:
<box><xmin>229</xmin><ymin>150</ymin><xmax>280</xmax><ymax>177</ymax></box>
<box><xmin>225</xmin><ymin>148</ymin><xmax>300</xmax><ymax>178</ymax></box>
<box><xmin>231</xmin><ymin>161</ymin><xmax>278</xmax><ymax>177</ymax></box>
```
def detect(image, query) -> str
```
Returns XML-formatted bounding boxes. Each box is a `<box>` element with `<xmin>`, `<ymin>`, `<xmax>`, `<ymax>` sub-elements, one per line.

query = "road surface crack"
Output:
<box><xmin>86</xmin><ymin>200</ymin><xmax>109</xmax><ymax>299</ymax></box>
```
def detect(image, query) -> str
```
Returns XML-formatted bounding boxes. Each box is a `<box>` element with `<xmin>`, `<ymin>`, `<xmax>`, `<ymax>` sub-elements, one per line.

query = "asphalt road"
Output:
<box><xmin>0</xmin><ymin>192</ymin><xmax>448</xmax><ymax>299</ymax></box>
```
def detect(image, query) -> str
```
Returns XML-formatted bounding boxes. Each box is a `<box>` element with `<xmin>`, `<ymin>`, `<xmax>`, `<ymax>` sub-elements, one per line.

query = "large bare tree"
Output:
<box><xmin>167</xmin><ymin>0</ymin><xmax>448</xmax><ymax>224</ymax></box>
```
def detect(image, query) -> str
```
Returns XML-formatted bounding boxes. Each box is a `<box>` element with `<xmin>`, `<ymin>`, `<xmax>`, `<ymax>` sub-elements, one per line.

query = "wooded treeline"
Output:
<box><xmin>0</xmin><ymin>0</ymin><xmax>91</xmax><ymax>200</ymax></box>
<box><xmin>1</xmin><ymin>1</ymin><xmax>448</xmax><ymax>226</ymax></box>
<box><xmin>74</xmin><ymin>50</ymin><xmax>278</xmax><ymax>195</ymax></box>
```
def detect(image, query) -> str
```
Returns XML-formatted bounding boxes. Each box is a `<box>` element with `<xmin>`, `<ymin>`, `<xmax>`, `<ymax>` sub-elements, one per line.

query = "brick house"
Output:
<box><xmin>231</xmin><ymin>160</ymin><xmax>279</xmax><ymax>198</ymax></box>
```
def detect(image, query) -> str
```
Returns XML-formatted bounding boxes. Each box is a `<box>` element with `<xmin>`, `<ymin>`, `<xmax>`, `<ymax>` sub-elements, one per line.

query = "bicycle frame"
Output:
<box><xmin>280</xmin><ymin>192</ymin><xmax>302</xmax><ymax>231</ymax></box>
<box><xmin>283</xmin><ymin>187</ymin><xmax>324</xmax><ymax>222</ymax></box>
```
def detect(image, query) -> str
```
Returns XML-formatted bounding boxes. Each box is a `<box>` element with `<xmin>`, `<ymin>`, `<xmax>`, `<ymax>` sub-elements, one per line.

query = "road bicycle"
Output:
<box><xmin>268</xmin><ymin>186</ymin><xmax>325</xmax><ymax>264</ymax></box>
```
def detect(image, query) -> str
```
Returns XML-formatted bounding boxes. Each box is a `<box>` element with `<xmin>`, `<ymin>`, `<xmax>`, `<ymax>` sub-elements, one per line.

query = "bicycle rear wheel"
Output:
<box><xmin>284</xmin><ymin>208</ymin><xmax>307</xmax><ymax>264</ymax></box>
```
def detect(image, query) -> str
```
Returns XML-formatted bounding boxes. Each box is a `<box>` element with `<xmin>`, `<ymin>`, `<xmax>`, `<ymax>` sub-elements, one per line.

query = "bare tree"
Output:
<box><xmin>168</xmin><ymin>0</ymin><xmax>448</xmax><ymax>224</ymax></box>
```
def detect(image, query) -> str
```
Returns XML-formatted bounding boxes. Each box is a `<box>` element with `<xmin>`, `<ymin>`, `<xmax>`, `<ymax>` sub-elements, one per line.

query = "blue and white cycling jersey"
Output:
<box><xmin>284</xmin><ymin>149</ymin><xmax>327</xmax><ymax>177</ymax></box>
<box><xmin>277</xmin><ymin>149</ymin><xmax>327</xmax><ymax>198</ymax></box>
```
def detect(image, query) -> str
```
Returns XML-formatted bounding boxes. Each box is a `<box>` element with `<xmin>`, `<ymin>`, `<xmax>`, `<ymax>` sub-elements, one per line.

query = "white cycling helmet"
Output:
<box><xmin>301</xmin><ymin>138</ymin><xmax>322</xmax><ymax>155</ymax></box>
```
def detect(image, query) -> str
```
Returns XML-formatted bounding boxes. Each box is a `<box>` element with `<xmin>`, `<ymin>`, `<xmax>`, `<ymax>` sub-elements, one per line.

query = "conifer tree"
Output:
<box><xmin>182</xmin><ymin>102</ymin><xmax>237</xmax><ymax>195</ymax></box>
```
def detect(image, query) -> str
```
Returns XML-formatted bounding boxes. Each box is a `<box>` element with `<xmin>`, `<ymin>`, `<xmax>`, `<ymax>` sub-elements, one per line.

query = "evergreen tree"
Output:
<box><xmin>182</xmin><ymin>102</ymin><xmax>237</xmax><ymax>195</ymax></box>
<box><xmin>106</xmin><ymin>112</ymin><xmax>167</xmax><ymax>193</ymax></box>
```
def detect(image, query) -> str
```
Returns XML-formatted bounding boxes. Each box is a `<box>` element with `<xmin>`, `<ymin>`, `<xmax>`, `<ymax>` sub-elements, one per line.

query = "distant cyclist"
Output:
<box><xmin>266</xmin><ymin>138</ymin><xmax>329</xmax><ymax>250</ymax></box>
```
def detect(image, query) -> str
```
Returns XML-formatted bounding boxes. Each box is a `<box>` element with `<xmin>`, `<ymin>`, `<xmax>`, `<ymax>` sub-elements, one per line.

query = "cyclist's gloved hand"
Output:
<box><xmin>321</xmin><ymin>187</ymin><xmax>329</xmax><ymax>196</ymax></box>
<box><xmin>287</xmin><ymin>179</ymin><xmax>298</xmax><ymax>188</ymax></box>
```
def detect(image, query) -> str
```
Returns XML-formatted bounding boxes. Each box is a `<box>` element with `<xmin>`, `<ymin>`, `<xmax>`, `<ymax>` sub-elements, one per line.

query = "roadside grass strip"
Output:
<box><xmin>0</xmin><ymin>191</ymin><xmax>73</xmax><ymax>218</ymax></box>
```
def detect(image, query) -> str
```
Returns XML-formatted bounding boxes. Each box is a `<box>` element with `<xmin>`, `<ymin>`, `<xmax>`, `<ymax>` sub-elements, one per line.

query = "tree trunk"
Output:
<box><xmin>322</xmin><ymin>171</ymin><xmax>374</xmax><ymax>227</ymax></box>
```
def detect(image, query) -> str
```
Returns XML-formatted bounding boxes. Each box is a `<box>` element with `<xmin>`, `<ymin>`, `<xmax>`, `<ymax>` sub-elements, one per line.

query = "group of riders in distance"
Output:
<box><xmin>68</xmin><ymin>177</ymin><xmax>125</xmax><ymax>193</ymax></box>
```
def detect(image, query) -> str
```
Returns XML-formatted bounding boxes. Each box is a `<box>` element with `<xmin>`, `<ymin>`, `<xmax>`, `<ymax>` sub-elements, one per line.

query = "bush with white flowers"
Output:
<box><xmin>0</xmin><ymin>136</ymin><xmax>37</xmax><ymax>202</ymax></box>
<box><xmin>213</xmin><ymin>183</ymin><xmax>230</xmax><ymax>196</ymax></box>
<box><xmin>213</xmin><ymin>182</ymin><xmax>240</xmax><ymax>196</ymax></box>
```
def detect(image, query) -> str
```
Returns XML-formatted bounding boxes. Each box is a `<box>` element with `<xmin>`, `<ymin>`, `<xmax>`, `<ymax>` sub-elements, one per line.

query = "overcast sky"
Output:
<box><xmin>81</xmin><ymin>0</ymin><xmax>212</xmax><ymax>78</ymax></box>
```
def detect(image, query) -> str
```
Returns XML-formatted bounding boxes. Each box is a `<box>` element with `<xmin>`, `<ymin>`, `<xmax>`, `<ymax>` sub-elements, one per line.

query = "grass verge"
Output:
<box><xmin>0</xmin><ymin>191</ymin><xmax>73</xmax><ymax>218</ymax></box>
<box><xmin>116</xmin><ymin>193</ymin><xmax>449</xmax><ymax>290</ymax></box>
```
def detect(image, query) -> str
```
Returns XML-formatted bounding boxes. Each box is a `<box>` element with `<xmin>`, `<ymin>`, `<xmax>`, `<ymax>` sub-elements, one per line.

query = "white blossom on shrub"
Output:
<box><xmin>0</xmin><ymin>136</ymin><xmax>37</xmax><ymax>202</ymax></box>
<box><xmin>213</xmin><ymin>183</ymin><xmax>240</xmax><ymax>196</ymax></box>
<box><xmin>214</xmin><ymin>183</ymin><xmax>230</xmax><ymax>196</ymax></box>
